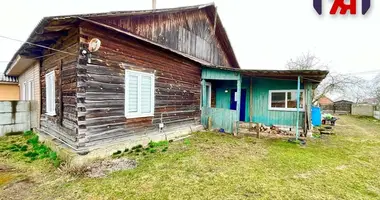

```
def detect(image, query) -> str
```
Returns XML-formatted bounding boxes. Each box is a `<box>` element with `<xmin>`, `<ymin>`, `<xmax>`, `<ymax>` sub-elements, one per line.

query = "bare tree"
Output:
<box><xmin>313</xmin><ymin>73</ymin><xmax>364</xmax><ymax>104</ymax></box>
<box><xmin>370</xmin><ymin>73</ymin><xmax>380</xmax><ymax>104</ymax></box>
<box><xmin>286</xmin><ymin>52</ymin><xmax>364</xmax><ymax>104</ymax></box>
<box><xmin>286</xmin><ymin>51</ymin><xmax>328</xmax><ymax>70</ymax></box>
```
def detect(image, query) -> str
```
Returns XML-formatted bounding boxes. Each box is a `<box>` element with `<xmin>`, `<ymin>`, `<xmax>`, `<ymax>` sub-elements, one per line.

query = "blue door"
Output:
<box><xmin>230</xmin><ymin>89</ymin><xmax>247</xmax><ymax>121</ymax></box>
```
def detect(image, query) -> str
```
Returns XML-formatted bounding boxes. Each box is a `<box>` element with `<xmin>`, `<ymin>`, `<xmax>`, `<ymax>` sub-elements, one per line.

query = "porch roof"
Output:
<box><xmin>202</xmin><ymin>65</ymin><xmax>329</xmax><ymax>83</ymax></box>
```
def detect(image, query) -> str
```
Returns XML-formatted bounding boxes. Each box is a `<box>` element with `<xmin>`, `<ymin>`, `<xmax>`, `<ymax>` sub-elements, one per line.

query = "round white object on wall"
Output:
<box><xmin>88</xmin><ymin>38</ymin><xmax>101</xmax><ymax>52</ymax></box>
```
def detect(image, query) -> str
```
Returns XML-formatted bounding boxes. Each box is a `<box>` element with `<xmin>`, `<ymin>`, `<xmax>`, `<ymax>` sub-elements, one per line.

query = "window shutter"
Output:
<box><xmin>50</xmin><ymin>74</ymin><xmax>55</xmax><ymax>113</ymax></box>
<box><xmin>128</xmin><ymin>74</ymin><xmax>139</xmax><ymax>112</ymax></box>
<box><xmin>141</xmin><ymin>75</ymin><xmax>152</xmax><ymax>114</ymax></box>
<box><xmin>45</xmin><ymin>75</ymin><xmax>50</xmax><ymax>113</ymax></box>
<box><xmin>45</xmin><ymin>72</ymin><xmax>55</xmax><ymax>115</ymax></box>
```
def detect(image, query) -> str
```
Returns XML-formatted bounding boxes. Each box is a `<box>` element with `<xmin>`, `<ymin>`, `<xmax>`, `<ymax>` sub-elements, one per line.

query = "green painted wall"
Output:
<box><xmin>214</xmin><ymin>77</ymin><xmax>305</xmax><ymax>127</ymax></box>
<box><xmin>201</xmin><ymin>107</ymin><xmax>238</xmax><ymax>133</ymax></box>
<box><xmin>202</xmin><ymin>68</ymin><xmax>240</xmax><ymax>80</ymax></box>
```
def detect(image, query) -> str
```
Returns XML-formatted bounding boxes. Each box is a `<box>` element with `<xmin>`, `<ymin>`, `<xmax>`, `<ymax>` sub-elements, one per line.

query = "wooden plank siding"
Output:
<box><xmin>39</xmin><ymin>27</ymin><xmax>80</xmax><ymax>149</ymax></box>
<box><xmin>78</xmin><ymin>22</ymin><xmax>201</xmax><ymax>148</ymax></box>
<box><xmin>94</xmin><ymin>9</ymin><xmax>231</xmax><ymax>67</ymax></box>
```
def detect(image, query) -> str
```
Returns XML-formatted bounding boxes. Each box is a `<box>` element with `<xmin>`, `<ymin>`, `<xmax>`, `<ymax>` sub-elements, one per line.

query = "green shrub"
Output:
<box><xmin>148</xmin><ymin>141</ymin><xmax>169</xmax><ymax>148</ymax></box>
<box><xmin>20</xmin><ymin>145</ymin><xmax>28</xmax><ymax>151</ymax></box>
<box><xmin>184</xmin><ymin>138</ymin><xmax>191</xmax><ymax>145</ymax></box>
<box><xmin>27</xmin><ymin>135</ymin><xmax>39</xmax><ymax>145</ymax></box>
<box><xmin>49</xmin><ymin>152</ymin><xmax>57</xmax><ymax>160</ymax></box>
<box><xmin>162</xmin><ymin>147</ymin><xmax>168</xmax><ymax>152</ymax></box>
<box><xmin>113</xmin><ymin>150</ymin><xmax>122</xmax><ymax>155</ymax></box>
<box><xmin>3</xmin><ymin>131</ymin><xmax>62</xmax><ymax>167</ymax></box>
<box><xmin>24</xmin><ymin>151</ymin><xmax>39</xmax><ymax>158</ymax></box>
<box><xmin>149</xmin><ymin>148</ymin><xmax>157</xmax><ymax>153</ymax></box>
<box><xmin>23</xmin><ymin>130</ymin><xmax>33</xmax><ymax>136</ymax></box>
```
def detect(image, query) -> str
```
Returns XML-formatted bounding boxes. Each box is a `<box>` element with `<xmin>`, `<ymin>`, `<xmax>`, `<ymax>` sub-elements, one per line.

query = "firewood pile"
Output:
<box><xmin>259</xmin><ymin>124</ymin><xmax>294</xmax><ymax>136</ymax></box>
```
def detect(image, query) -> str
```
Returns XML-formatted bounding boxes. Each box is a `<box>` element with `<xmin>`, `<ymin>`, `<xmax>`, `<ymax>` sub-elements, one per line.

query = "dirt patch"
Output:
<box><xmin>0</xmin><ymin>164</ymin><xmax>14</xmax><ymax>172</ymax></box>
<box><xmin>1</xmin><ymin>178</ymin><xmax>34</xmax><ymax>200</ymax></box>
<box><xmin>86</xmin><ymin>158</ymin><xmax>137</xmax><ymax>178</ymax></box>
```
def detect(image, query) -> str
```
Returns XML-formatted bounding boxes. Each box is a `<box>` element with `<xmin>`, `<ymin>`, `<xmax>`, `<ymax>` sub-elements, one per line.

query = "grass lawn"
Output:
<box><xmin>1</xmin><ymin>115</ymin><xmax>380</xmax><ymax>199</ymax></box>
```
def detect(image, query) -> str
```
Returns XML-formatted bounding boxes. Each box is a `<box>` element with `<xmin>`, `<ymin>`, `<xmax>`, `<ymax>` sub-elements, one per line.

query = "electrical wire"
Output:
<box><xmin>0</xmin><ymin>52</ymin><xmax>59</xmax><ymax>66</ymax></box>
<box><xmin>0</xmin><ymin>34</ymin><xmax>76</xmax><ymax>56</ymax></box>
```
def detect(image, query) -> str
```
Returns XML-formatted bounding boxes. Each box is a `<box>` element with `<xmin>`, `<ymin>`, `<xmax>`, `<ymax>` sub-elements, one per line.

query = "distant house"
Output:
<box><xmin>333</xmin><ymin>100</ymin><xmax>353</xmax><ymax>114</ymax></box>
<box><xmin>0</xmin><ymin>74</ymin><xmax>19</xmax><ymax>100</ymax></box>
<box><xmin>318</xmin><ymin>95</ymin><xmax>333</xmax><ymax>106</ymax></box>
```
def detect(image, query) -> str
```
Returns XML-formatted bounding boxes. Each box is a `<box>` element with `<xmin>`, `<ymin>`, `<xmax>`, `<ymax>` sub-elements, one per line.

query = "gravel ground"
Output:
<box><xmin>86</xmin><ymin>158</ymin><xmax>137</xmax><ymax>178</ymax></box>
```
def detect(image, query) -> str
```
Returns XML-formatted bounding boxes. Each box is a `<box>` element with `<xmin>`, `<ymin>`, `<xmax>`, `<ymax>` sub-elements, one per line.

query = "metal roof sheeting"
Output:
<box><xmin>0</xmin><ymin>74</ymin><xmax>18</xmax><ymax>83</ymax></box>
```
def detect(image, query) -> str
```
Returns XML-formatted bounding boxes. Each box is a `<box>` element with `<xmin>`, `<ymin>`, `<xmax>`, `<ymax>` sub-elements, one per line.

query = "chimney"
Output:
<box><xmin>152</xmin><ymin>0</ymin><xmax>156</xmax><ymax>9</ymax></box>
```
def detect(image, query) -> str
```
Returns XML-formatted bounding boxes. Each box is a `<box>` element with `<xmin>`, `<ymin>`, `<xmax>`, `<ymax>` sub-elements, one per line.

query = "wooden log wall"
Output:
<box><xmin>95</xmin><ymin>9</ymin><xmax>231</xmax><ymax>67</ymax></box>
<box><xmin>40</xmin><ymin>28</ymin><xmax>80</xmax><ymax>148</ymax></box>
<box><xmin>79</xmin><ymin>22</ymin><xmax>201</xmax><ymax>148</ymax></box>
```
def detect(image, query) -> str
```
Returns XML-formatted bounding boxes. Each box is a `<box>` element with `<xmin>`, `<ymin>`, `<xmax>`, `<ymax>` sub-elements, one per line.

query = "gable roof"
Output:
<box><xmin>334</xmin><ymin>100</ymin><xmax>354</xmax><ymax>104</ymax></box>
<box><xmin>319</xmin><ymin>95</ymin><xmax>333</xmax><ymax>103</ymax></box>
<box><xmin>5</xmin><ymin>3</ymin><xmax>239</xmax><ymax>75</ymax></box>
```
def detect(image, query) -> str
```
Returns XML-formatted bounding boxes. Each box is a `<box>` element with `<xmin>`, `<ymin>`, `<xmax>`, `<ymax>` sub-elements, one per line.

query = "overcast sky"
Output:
<box><xmin>0</xmin><ymin>0</ymin><xmax>379</xmax><ymax>80</ymax></box>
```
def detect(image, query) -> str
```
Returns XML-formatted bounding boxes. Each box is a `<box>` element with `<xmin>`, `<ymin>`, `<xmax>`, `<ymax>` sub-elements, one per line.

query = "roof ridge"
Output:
<box><xmin>46</xmin><ymin>3</ymin><xmax>215</xmax><ymax>20</ymax></box>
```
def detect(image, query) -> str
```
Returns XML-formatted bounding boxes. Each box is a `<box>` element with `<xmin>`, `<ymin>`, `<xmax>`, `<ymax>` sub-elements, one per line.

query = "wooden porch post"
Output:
<box><xmin>236</xmin><ymin>76</ymin><xmax>242</xmax><ymax>134</ymax></box>
<box><xmin>201</xmin><ymin>79</ymin><xmax>207</xmax><ymax>126</ymax></box>
<box><xmin>249</xmin><ymin>77</ymin><xmax>253</xmax><ymax>128</ymax></box>
<box><xmin>296</xmin><ymin>76</ymin><xmax>301</xmax><ymax>140</ymax></box>
<box><xmin>201</xmin><ymin>79</ymin><xmax>207</xmax><ymax>109</ymax></box>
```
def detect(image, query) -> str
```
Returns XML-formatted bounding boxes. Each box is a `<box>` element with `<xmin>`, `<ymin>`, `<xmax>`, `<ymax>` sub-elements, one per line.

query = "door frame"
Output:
<box><xmin>205</xmin><ymin>82</ymin><xmax>212</xmax><ymax>107</ymax></box>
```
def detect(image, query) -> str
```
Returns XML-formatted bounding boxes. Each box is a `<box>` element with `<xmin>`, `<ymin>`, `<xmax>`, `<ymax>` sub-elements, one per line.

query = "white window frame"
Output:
<box><xmin>22</xmin><ymin>82</ymin><xmax>27</xmax><ymax>100</ymax></box>
<box><xmin>206</xmin><ymin>82</ymin><xmax>212</xmax><ymax>107</ymax></box>
<box><xmin>45</xmin><ymin>71</ymin><xmax>56</xmax><ymax>116</ymax></box>
<box><xmin>27</xmin><ymin>80</ymin><xmax>33</xmax><ymax>100</ymax></box>
<box><xmin>200</xmin><ymin>82</ymin><xmax>212</xmax><ymax>109</ymax></box>
<box><xmin>125</xmin><ymin>70</ymin><xmax>155</xmax><ymax>118</ymax></box>
<box><xmin>268</xmin><ymin>90</ymin><xmax>305</xmax><ymax>111</ymax></box>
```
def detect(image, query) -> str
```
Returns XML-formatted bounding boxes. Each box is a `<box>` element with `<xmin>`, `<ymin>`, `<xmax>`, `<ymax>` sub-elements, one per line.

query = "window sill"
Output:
<box><xmin>268</xmin><ymin>108</ymin><xmax>305</xmax><ymax>112</ymax></box>
<box><xmin>46</xmin><ymin>112</ymin><xmax>56</xmax><ymax>116</ymax></box>
<box><xmin>125</xmin><ymin>114</ymin><xmax>154</xmax><ymax>119</ymax></box>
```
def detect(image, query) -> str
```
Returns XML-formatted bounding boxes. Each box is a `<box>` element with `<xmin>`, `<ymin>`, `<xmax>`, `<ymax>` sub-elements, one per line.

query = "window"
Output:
<box><xmin>269</xmin><ymin>90</ymin><xmax>305</xmax><ymax>111</ymax></box>
<box><xmin>125</xmin><ymin>70</ymin><xmax>155</xmax><ymax>118</ymax></box>
<box><xmin>28</xmin><ymin>81</ymin><xmax>33</xmax><ymax>100</ymax></box>
<box><xmin>22</xmin><ymin>82</ymin><xmax>27</xmax><ymax>100</ymax></box>
<box><xmin>45</xmin><ymin>71</ymin><xmax>56</xmax><ymax>115</ymax></box>
<box><xmin>22</xmin><ymin>80</ymin><xmax>34</xmax><ymax>100</ymax></box>
<box><xmin>200</xmin><ymin>82</ymin><xmax>212</xmax><ymax>109</ymax></box>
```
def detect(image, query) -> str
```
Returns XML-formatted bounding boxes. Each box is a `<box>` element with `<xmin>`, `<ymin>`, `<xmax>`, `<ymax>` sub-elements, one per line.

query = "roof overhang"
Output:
<box><xmin>202</xmin><ymin>65</ymin><xmax>329</xmax><ymax>83</ymax></box>
<box><xmin>6</xmin><ymin>55</ymin><xmax>37</xmax><ymax>76</ymax></box>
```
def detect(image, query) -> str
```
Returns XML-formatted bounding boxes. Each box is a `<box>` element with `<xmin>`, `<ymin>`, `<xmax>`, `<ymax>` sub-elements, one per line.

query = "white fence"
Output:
<box><xmin>0</xmin><ymin>101</ymin><xmax>32</xmax><ymax>136</ymax></box>
<box><xmin>375</xmin><ymin>111</ymin><xmax>380</xmax><ymax>120</ymax></box>
<box><xmin>352</xmin><ymin>104</ymin><xmax>380</xmax><ymax>119</ymax></box>
<box><xmin>352</xmin><ymin>104</ymin><xmax>374</xmax><ymax>117</ymax></box>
